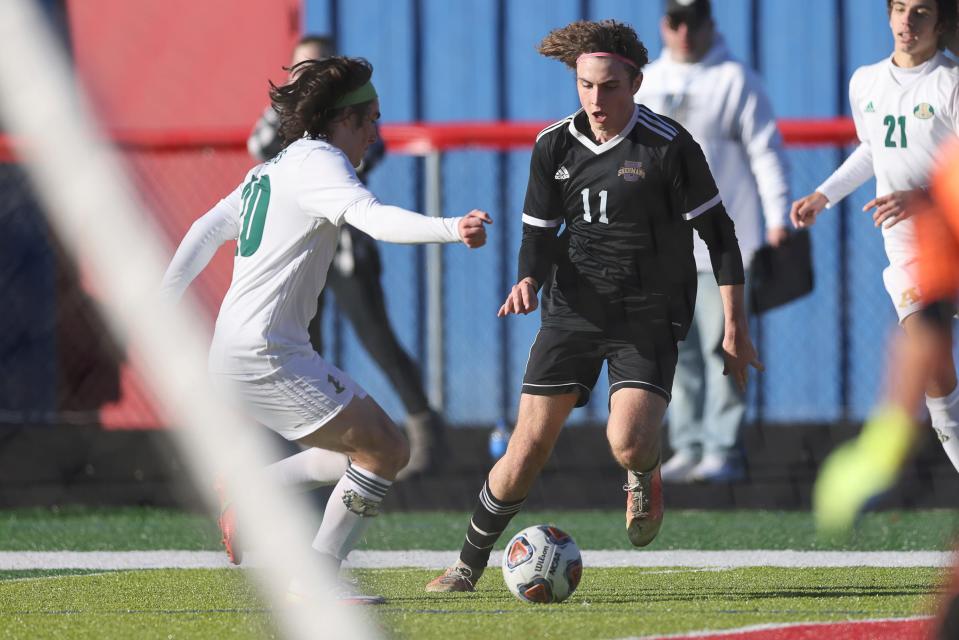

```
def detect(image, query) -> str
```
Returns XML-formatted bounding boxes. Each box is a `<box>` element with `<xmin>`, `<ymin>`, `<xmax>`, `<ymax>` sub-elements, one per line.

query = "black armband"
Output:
<box><xmin>690</xmin><ymin>206</ymin><xmax>745</xmax><ymax>286</ymax></box>
<box><xmin>517</xmin><ymin>224</ymin><xmax>558</xmax><ymax>289</ymax></box>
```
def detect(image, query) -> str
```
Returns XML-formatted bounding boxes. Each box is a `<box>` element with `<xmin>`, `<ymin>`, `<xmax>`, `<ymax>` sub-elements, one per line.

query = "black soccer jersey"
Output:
<box><xmin>519</xmin><ymin>104</ymin><xmax>743</xmax><ymax>339</ymax></box>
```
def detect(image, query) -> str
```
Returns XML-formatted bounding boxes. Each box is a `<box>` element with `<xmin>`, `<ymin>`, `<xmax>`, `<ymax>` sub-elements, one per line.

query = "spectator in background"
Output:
<box><xmin>635</xmin><ymin>0</ymin><xmax>790</xmax><ymax>484</ymax></box>
<box><xmin>248</xmin><ymin>35</ymin><xmax>446</xmax><ymax>480</ymax></box>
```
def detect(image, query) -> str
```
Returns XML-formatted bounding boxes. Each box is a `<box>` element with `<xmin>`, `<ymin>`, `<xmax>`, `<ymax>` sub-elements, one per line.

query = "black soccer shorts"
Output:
<box><xmin>521</xmin><ymin>326</ymin><xmax>678</xmax><ymax>408</ymax></box>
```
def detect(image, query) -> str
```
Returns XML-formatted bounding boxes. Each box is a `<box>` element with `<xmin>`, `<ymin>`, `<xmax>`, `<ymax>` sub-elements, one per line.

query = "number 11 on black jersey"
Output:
<box><xmin>581</xmin><ymin>188</ymin><xmax>609</xmax><ymax>224</ymax></box>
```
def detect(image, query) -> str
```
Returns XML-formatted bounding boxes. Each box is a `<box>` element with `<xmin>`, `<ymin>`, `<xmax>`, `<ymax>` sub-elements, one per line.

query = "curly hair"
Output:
<box><xmin>537</xmin><ymin>20</ymin><xmax>649</xmax><ymax>77</ymax></box>
<box><xmin>269</xmin><ymin>56</ymin><xmax>374</xmax><ymax>144</ymax></box>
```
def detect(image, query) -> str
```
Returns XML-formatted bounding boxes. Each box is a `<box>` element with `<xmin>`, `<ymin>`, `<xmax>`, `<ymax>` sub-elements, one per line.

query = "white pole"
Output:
<box><xmin>0</xmin><ymin>3</ymin><xmax>375</xmax><ymax>639</ymax></box>
<box><xmin>424</xmin><ymin>150</ymin><xmax>445</xmax><ymax>410</ymax></box>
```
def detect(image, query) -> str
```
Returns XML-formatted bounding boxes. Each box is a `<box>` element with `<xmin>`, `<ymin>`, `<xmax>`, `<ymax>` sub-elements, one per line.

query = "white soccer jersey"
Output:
<box><xmin>210</xmin><ymin>139</ymin><xmax>373</xmax><ymax>375</ymax></box>
<box><xmin>162</xmin><ymin>137</ymin><xmax>462</xmax><ymax>376</ymax></box>
<box><xmin>819</xmin><ymin>51</ymin><xmax>959</xmax><ymax>268</ymax></box>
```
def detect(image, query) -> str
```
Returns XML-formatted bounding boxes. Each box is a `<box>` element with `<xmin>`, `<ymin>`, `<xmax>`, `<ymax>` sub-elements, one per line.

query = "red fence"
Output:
<box><xmin>0</xmin><ymin>118</ymin><xmax>857</xmax><ymax>160</ymax></box>
<box><xmin>0</xmin><ymin>118</ymin><xmax>858</xmax><ymax>429</ymax></box>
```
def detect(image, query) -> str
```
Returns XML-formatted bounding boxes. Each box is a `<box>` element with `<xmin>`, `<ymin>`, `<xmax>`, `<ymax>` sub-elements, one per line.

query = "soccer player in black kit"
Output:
<box><xmin>427</xmin><ymin>19</ymin><xmax>763</xmax><ymax>593</ymax></box>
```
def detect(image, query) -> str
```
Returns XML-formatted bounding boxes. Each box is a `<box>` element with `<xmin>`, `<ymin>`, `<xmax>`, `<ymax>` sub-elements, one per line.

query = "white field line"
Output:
<box><xmin>2</xmin><ymin>571</ymin><xmax>113</xmax><ymax>584</ymax></box>
<box><xmin>0</xmin><ymin>550</ymin><xmax>951</xmax><ymax>571</ymax></box>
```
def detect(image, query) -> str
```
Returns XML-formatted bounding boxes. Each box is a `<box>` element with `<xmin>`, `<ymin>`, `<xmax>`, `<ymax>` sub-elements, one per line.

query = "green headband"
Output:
<box><xmin>333</xmin><ymin>81</ymin><xmax>378</xmax><ymax>109</ymax></box>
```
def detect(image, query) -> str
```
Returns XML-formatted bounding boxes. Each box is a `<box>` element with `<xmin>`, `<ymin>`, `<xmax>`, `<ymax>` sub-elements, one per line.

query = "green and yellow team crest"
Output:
<box><xmin>913</xmin><ymin>103</ymin><xmax>935</xmax><ymax>119</ymax></box>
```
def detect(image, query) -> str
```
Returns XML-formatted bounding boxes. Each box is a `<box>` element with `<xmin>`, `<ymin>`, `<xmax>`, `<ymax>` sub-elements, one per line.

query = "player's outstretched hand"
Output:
<box><xmin>789</xmin><ymin>191</ymin><xmax>828</xmax><ymax>229</ymax></box>
<box><xmin>497</xmin><ymin>277</ymin><xmax>539</xmax><ymax>317</ymax></box>
<box><xmin>721</xmin><ymin>331</ymin><xmax>764</xmax><ymax>392</ymax></box>
<box><xmin>862</xmin><ymin>189</ymin><xmax>917</xmax><ymax>229</ymax></box>
<box><xmin>459</xmin><ymin>210</ymin><xmax>492</xmax><ymax>248</ymax></box>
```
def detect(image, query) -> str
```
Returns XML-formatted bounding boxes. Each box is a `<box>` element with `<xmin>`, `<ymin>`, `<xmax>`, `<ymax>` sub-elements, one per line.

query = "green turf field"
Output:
<box><xmin>3</xmin><ymin>506</ymin><xmax>957</xmax><ymax>551</ymax></box>
<box><xmin>0</xmin><ymin>566</ymin><xmax>944</xmax><ymax>640</ymax></box>
<box><xmin>0</xmin><ymin>507</ymin><xmax>955</xmax><ymax>639</ymax></box>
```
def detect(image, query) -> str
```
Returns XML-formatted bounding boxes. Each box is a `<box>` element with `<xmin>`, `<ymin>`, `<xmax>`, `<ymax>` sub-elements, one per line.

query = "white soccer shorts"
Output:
<box><xmin>882</xmin><ymin>259</ymin><xmax>924</xmax><ymax>323</ymax></box>
<box><xmin>212</xmin><ymin>352</ymin><xmax>368</xmax><ymax>441</ymax></box>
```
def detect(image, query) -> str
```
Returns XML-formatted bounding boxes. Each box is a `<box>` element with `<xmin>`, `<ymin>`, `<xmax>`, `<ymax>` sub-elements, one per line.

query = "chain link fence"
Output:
<box><xmin>1</xmin><ymin>127</ymin><xmax>915</xmax><ymax>428</ymax></box>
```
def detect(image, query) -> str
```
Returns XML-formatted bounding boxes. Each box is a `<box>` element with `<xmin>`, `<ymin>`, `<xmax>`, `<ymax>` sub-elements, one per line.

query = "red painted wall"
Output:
<box><xmin>67</xmin><ymin>0</ymin><xmax>299</xmax><ymax>131</ymax></box>
<box><xmin>65</xmin><ymin>0</ymin><xmax>300</xmax><ymax>428</ymax></box>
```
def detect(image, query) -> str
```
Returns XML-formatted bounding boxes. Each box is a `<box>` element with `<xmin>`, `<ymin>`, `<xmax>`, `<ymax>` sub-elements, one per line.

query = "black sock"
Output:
<box><xmin>459</xmin><ymin>480</ymin><xmax>525</xmax><ymax>570</ymax></box>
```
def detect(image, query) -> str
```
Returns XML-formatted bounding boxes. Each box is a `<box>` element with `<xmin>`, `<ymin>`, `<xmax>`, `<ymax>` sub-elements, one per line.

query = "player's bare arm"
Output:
<box><xmin>458</xmin><ymin>209</ymin><xmax>493</xmax><ymax>248</ymax></box>
<box><xmin>497</xmin><ymin>277</ymin><xmax>539</xmax><ymax>317</ymax></box>
<box><xmin>862</xmin><ymin>189</ymin><xmax>924</xmax><ymax>229</ymax></box>
<box><xmin>789</xmin><ymin>191</ymin><xmax>829</xmax><ymax>228</ymax></box>
<box><xmin>719</xmin><ymin>283</ymin><xmax>764</xmax><ymax>391</ymax></box>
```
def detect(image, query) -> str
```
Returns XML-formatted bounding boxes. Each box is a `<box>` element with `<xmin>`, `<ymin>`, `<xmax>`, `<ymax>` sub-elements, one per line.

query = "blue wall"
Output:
<box><xmin>302</xmin><ymin>0</ymin><xmax>952</xmax><ymax>426</ymax></box>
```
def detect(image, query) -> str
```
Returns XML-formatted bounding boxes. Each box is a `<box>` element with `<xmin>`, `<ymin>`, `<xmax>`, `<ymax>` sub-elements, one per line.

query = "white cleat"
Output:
<box><xmin>660</xmin><ymin>450</ymin><xmax>699</xmax><ymax>483</ymax></box>
<box><xmin>690</xmin><ymin>453</ymin><xmax>744</xmax><ymax>484</ymax></box>
<box><xmin>286</xmin><ymin>577</ymin><xmax>386</xmax><ymax>606</ymax></box>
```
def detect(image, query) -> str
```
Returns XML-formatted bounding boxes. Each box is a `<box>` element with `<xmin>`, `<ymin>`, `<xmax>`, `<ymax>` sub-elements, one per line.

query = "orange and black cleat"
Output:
<box><xmin>214</xmin><ymin>479</ymin><xmax>242</xmax><ymax>565</ymax></box>
<box><xmin>624</xmin><ymin>461</ymin><xmax>664</xmax><ymax>547</ymax></box>
<box><xmin>425</xmin><ymin>562</ymin><xmax>482</xmax><ymax>593</ymax></box>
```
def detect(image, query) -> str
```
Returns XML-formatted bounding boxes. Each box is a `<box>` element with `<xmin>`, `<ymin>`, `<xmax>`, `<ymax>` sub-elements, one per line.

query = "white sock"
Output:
<box><xmin>312</xmin><ymin>462</ymin><xmax>391</xmax><ymax>561</ymax></box>
<box><xmin>926</xmin><ymin>383</ymin><xmax>959</xmax><ymax>473</ymax></box>
<box><xmin>263</xmin><ymin>448</ymin><xmax>349</xmax><ymax>493</ymax></box>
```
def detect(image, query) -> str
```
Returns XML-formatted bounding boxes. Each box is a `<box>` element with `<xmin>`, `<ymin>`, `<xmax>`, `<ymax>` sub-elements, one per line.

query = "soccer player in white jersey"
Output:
<box><xmin>161</xmin><ymin>56</ymin><xmax>491</xmax><ymax>603</ymax></box>
<box><xmin>791</xmin><ymin>0</ymin><xmax>959</xmax><ymax>473</ymax></box>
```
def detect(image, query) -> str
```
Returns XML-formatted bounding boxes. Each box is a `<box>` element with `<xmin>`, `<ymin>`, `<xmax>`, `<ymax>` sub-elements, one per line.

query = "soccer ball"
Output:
<box><xmin>501</xmin><ymin>525</ymin><xmax>582</xmax><ymax>604</ymax></box>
